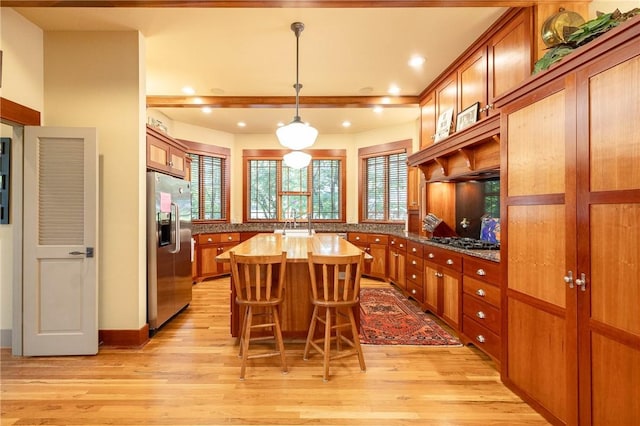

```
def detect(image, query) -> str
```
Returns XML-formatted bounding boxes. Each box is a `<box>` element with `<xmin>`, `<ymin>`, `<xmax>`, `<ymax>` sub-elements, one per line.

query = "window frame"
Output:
<box><xmin>179</xmin><ymin>139</ymin><xmax>231</xmax><ymax>224</ymax></box>
<box><xmin>358</xmin><ymin>139</ymin><xmax>412</xmax><ymax>224</ymax></box>
<box><xmin>242</xmin><ymin>149</ymin><xmax>346</xmax><ymax>223</ymax></box>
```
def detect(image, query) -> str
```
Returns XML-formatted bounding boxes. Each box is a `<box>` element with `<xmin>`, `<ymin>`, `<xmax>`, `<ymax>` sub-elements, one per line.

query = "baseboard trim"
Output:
<box><xmin>99</xmin><ymin>324</ymin><xmax>149</xmax><ymax>348</ymax></box>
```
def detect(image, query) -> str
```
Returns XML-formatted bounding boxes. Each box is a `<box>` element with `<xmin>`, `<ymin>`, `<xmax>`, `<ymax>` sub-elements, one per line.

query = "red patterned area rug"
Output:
<box><xmin>359</xmin><ymin>287</ymin><xmax>462</xmax><ymax>346</ymax></box>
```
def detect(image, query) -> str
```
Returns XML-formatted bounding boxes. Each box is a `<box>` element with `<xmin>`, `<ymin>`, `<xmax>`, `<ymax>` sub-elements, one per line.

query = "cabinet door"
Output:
<box><xmin>198</xmin><ymin>244</ymin><xmax>220</xmax><ymax>278</ymax></box>
<box><xmin>368</xmin><ymin>242</ymin><xmax>387</xmax><ymax>280</ymax></box>
<box><xmin>435</xmin><ymin>73</ymin><xmax>458</xmax><ymax>138</ymax></box>
<box><xmin>423</xmin><ymin>263</ymin><xmax>439</xmax><ymax>314</ymax></box>
<box><xmin>488</xmin><ymin>8</ymin><xmax>532</xmax><ymax>113</ymax></box>
<box><xmin>420</xmin><ymin>91</ymin><xmax>437</xmax><ymax>148</ymax></box>
<box><xmin>577</xmin><ymin>53</ymin><xmax>640</xmax><ymax>426</ymax></box>
<box><xmin>458</xmin><ymin>47</ymin><xmax>488</xmax><ymax>119</ymax></box>
<box><xmin>441</xmin><ymin>270</ymin><xmax>460</xmax><ymax>330</ymax></box>
<box><xmin>407</xmin><ymin>167</ymin><xmax>421</xmax><ymax>212</ymax></box>
<box><xmin>147</xmin><ymin>134</ymin><xmax>172</xmax><ymax>174</ymax></box>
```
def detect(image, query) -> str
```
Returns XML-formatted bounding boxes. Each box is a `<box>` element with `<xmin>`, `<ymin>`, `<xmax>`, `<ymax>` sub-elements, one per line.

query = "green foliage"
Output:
<box><xmin>533</xmin><ymin>8</ymin><xmax>640</xmax><ymax>74</ymax></box>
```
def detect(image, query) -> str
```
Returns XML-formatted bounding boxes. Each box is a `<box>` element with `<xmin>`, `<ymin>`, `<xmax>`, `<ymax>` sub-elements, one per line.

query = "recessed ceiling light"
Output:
<box><xmin>193</xmin><ymin>97</ymin><xmax>204</xmax><ymax>104</ymax></box>
<box><xmin>388</xmin><ymin>85</ymin><xmax>400</xmax><ymax>95</ymax></box>
<box><xmin>182</xmin><ymin>86</ymin><xmax>195</xmax><ymax>95</ymax></box>
<box><xmin>373</xmin><ymin>106</ymin><xmax>384</xmax><ymax>114</ymax></box>
<box><xmin>408</xmin><ymin>55</ymin><xmax>426</xmax><ymax>68</ymax></box>
<box><xmin>202</xmin><ymin>107</ymin><xmax>212</xmax><ymax>114</ymax></box>
<box><xmin>381</xmin><ymin>97</ymin><xmax>391</xmax><ymax>104</ymax></box>
<box><xmin>237</xmin><ymin>122</ymin><xmax>246</xmax><ymax>128</ymax></box>
<box><xmin>342</xmin><ymin>121</ymin><xmax>351</xmax><ymax>128</ymax></box>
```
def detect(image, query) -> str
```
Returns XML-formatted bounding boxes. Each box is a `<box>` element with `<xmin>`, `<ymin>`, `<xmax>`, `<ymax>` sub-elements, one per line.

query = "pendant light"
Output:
<box><xmin>276</xmin><ymin>22</ymin><xmax>318</xmax><ymax>152</ymax></box>
<box><xmin>283</xmin><ymin>150</ymin><xmax>312</xmax><ymax>169</ymax></box>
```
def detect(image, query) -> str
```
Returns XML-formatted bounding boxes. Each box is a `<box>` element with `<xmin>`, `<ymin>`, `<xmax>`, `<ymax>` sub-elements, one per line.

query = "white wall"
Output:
<box><xmin>43</xmin><ymin>31</ymin><xmax>147</xmax><ymax>330</ymax></box>
<box><xmin>0</xmin><ymin>8</ymin><xmax>44</xmax><ymax>346</ymax></box>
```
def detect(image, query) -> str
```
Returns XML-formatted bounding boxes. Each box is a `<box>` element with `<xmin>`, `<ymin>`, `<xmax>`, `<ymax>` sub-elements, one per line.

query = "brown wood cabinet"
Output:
<box><xmin>195</xmin><ymin>232</ymin><xmax>240</xmax><ymax>282</ymax></box>
<box><xmin>146</xmin><ymin>125</ymin><xmax>188</xmax><ymax>179</ymax></box>
<box><xmin>348</xmin><ymin>233</ymin><xmax>387</xmax><ymax>280</ymax></box>
<box><xmin>423</xmin><ymin>245</ymin><xmax>462</xmax><ymax>330</ymax></box>
<box><xmin>496</xmin><ymin>19</ymin><xmax>640</xmax><ymax>426</ymax></box>
<box><xmin>419</xmin><ymin>91</ymin><xmax>436</xmax><ymax>149</ymax></box>
<box><xmin>405</xmin><ymin>241</ymin><xmax>424</xmax><ymax>304</ymax></box>
<box><xmin>388</xmin><ymin>236</ymin><xmax>406</xmax><ymax>291</ymax></box>
<box><xmin>461</xmin><ymin>256</ymin><xmax>501</xmax><ymax>364</ymax></box>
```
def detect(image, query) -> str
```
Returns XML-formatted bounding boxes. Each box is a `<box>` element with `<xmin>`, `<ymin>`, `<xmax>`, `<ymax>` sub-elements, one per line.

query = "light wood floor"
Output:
<box><xmin>1</xmin><ymin>277</ymin><xmax>550</xmax><ymax>425</ymax></box>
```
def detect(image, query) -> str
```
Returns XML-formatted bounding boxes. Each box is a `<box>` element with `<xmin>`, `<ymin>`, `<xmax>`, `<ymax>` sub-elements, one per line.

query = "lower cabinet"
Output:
<box><xmin>388</xmin><ymin>237</ymin><xmax>406</xmax><ymax>290</ymax></box>
<box><xmin>405</xmin><ymin>241</ymin><xmax>424</xmax><ymax>303</ymax></box>
<box><xmin>423</xmin><ymin>245</ymin><xmax>462</xmax><ymax>330</ymax></box>
<box><xmin>460</xmin><ymin>256</ymin><xmax>501</xmax><ymax>363</ymax></box>
<box><xmin>195</xmin><ymin>232</ymin><xmax>240</xmax><ymax>282</ymax></box>
<box><xmin>348</xmin><ymin>232</ymin><xmax>388</xmax><ymax>280</ymax></box>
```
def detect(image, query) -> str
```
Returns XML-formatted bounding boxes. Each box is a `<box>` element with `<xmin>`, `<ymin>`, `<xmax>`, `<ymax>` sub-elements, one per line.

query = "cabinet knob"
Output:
<box><xmin>412</xmin><ymin>274</ymin><xmax>417</xmax><ymax>279</ymax></box>
<box><xmin>412</xmin><ymin>260</ymin><xmax>417</xmax><ymax>265</ymax></box>
<box><xmin>428</xmin><ymin>253</ymin><xmax>435</xmax><ymax>259</ymax></box>
<box><xmin>168</xmin><ymin>161</ymin><xmax>174</xmax><ymax>167</ymax></box>
<box><xmin>475</xmin><ymin>289</ymin><xmax>486</xmax><ymax>297</ymax></box>
<box><xmin>207</xmin><ymin>238</ymin><xmax>213</xmax><ymax>242</ymax></box>
<box><xmin>446</xmin><ymin>259</ymin><xmax>454</xmax><ymax>265</ymax></box>
<box><xmin>476</xmin><ymin>268</ymin><xmax>486</xmax><ymax>276</ymax></box>
<box><xmin>411</xmin><ymin>289</ymin><xmax>416</xmax><ymax>295</ymax></box>
<box><xmin>391</xmin><ymin>241</ymin><xmax>395</xmax><ymax>245</ymax></box>
<box><xmin>476</xmin><ymin>311</ymin><xmax>486</xmax><ymax>319</ymax></box>
<box><xmin>355</xmin><ymin>236</ymin><xmax>360</xmax><ymax>241</ymax></box>
<box><xmin>375</xmin><ymin>238</ymin><xmax>380</xmax><ymax>242</ymax></box>
<box><xmin>399</xmin><ymin>244</ymin><xmax>404</xmax><ymax>248</ymax></box>
<box><xmin>412</xmin><ymin>248</ymin><xmax>417</xmax><ymax>253</ymax></box>
<box><xmin>476</xmin><ymin>335</ymin><xmax>486</xmax><ymax>343</ymax></box>
<box><xmin>227</xmin><ymin>236</ymin><xmax>233</xmax><ymax>240</ymax></box>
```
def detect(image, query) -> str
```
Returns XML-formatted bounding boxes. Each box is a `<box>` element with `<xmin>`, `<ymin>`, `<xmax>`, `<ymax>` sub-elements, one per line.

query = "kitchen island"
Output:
<box><xmin>215</xmin><ymin>233</ymin><xmax>369</xmax><ymax>338</ymax></box>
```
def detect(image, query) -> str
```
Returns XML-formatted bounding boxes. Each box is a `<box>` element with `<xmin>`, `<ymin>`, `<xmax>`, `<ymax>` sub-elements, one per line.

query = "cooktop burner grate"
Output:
<box><xmin>430</xmin><ymin>237</ymin><xmax>500</xmax><ymax>250</ymax></box>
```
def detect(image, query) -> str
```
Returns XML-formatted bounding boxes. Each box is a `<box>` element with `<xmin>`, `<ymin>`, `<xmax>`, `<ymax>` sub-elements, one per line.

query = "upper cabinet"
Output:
<box><xmin>146</xmin><ymin>125</ymin><xmax>189</xmax><ymax>179</ymax></box>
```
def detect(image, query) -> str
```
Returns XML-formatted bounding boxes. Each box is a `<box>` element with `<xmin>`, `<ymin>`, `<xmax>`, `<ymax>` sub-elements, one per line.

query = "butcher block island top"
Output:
<box><xmin>215</xmin><ymin>232</ymin><xmax>366</xmax><ymax>263</ymax></box>
<box><xmin>216</xmin><ymin>233</ymin><xmax>370</xmax><ymax>338</ymax></box>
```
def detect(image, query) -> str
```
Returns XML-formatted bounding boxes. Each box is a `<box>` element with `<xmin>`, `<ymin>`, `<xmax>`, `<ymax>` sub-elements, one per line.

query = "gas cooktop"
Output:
<box><xmin>430</xmin><ymin>237</ymin><xmax>500</xmax><ymax>250</ymax></box>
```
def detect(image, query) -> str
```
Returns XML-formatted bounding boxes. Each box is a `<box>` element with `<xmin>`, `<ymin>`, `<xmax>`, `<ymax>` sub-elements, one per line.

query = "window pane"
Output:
<box><xmin>202</xmin><ymin>156</ymin><xmax>223</xmax><ymax>219</ymax></box>
<box><xmin>312</xmin><ymin>159</ymin><xmax>340</xmax><ymax>220</ymax></box>
<box><xmin>388</xmin><ymin>153</ymin><xmax>407</xmax><ymax>221</ymax></box>
<box><xmin>366</xmin><ymin>156</ymin><xmax>386</xmax><ymax>220</ymax></box>
<box><xmin>189</xmin><ymin>153</ymin><xmax>200</xmax><ymax>219</ymax></box>
<box><xmin>282</xmin><ymin>164</ymin><xmax>308</xmax><ymax>192</ymax></box>
<box><xmin>249</xmin><ymin>160</ymin><xmax>277</xmax><ymax>220</ymax></box>
<box><xmin>484</xmin><ymin>179</ymin><xmax>500</xmax><ymax>218</ymax></box>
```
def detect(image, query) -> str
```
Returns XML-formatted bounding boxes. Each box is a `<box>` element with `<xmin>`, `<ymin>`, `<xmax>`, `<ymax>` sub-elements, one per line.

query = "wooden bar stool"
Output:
<box><xmin>304</xmin><ymin>251</ymin><xmax>366</xmax><ymax>381</ymax></box>
<box><xmin>229</xmin><ymin>251</ymin><xmax>288</xmax><ymax>380</ymax></box>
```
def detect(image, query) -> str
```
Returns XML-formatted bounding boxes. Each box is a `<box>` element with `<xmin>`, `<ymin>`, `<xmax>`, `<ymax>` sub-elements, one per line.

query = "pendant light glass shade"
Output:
<box><xmin>283</xmin><ymin>151</ymin><xmax>312</xmax><ymax>169</ymax></box>
<box><xmin>277</xmin><ymin>22</ymin><xmax>318</xmax><ymax>151</ymax></box>
<box><xmin>276</xmin><ymin>118</ymin><xmax>318</xmax><ymax>150</ymax></box>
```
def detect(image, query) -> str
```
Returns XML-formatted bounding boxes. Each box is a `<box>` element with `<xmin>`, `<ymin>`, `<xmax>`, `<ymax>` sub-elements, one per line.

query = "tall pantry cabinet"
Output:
<box><xmin>496</xmin><ymin>19</ymin><xmax>640</xmax><ymax>426</ymax></box>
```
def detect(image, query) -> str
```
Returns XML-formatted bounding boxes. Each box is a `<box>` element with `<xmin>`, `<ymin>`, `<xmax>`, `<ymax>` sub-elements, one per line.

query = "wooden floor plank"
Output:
<box><xmin>0</xmin><ymin>276</ymin><xmax>550</xmax><ymax>425</ymax></box>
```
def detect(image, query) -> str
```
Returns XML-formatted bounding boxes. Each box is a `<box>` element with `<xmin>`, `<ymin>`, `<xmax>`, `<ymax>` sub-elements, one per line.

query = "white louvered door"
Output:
<box><xmin>23</xmin><ymin>127</ymin><xmax>98</xmax><ymax>356</ymax></box>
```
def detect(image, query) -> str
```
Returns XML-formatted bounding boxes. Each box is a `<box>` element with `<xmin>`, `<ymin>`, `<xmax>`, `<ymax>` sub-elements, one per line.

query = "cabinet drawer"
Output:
<box><xmin>463</xmin><ymin>315</ymin><xmax>501</xmax><ymax>360</ymax></box>
<box><xmin>197</xmin><ymin>232</ymin><xmax>240</xmax><ymax>245</ymax></box>
<box><xmin>464</xmin><ymin>257</ymin><xmax>500</xmax><ymax>285</ymax></box>
<box><xmin>407</xmin><ymin>241</ymin><xmax>424</xmax><ymax>257</ymax></box>
<box><xmin>389</xmin><ymin>237</ymin><xmax>407</xmax><ymax>251</ymax></box>
<box><xmin>406</xmin><ymin>268</ymin><xmax>423</xmax><ymax>284</ymax></box>
<box><xmin>368</xmin><ymin>234</ymin><xmax>388</xmax><ymax>245</ymax></box>
<box><xmin>220</xmin><ymin>233</ymin><xmax>240</xmax><ymax>244</ymax></box>
<box><xmin>197</xmin><ymin>233</ymin><xmax>219</xmax><ymax>244</ymax></box>
<box><xmin>463</xmin><ymin>276</ymin><xmax>500</xmax><ymax>308</ymax></box>
<box><xmin>407</xmin><ymin>254</ymin><xmax>423</xmax><ymax>269</ymax></box>
<box><xmin>463</xmin><ymin>294</ymin><xmax>500</xmax><ymax>335</ymax></box>
<box><xmin>407</xmin><ymin>279</ymin><xmax>424</xmax><ymax>302</ymax></box>
<box><xmin>424</xmin><ymin>246</ymin><xmax>462</xmax><ymax>272</ymax></box>
<box><xmin>348</xmin><ymin>233</ymin><xmax>367</xmax><ymax>244</ymax></box>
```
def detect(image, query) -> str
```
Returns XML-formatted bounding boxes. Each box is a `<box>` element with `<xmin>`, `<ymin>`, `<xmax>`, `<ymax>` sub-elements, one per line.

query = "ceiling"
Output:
<box><xmin>13</xmin><ymin>4</ymin><xmax>510</xmax><ymax>135</ymax></box>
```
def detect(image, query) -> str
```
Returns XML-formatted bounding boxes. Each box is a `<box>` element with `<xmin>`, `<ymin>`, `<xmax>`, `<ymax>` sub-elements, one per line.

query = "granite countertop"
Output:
<box><xmin>192</xmin><ymin>222</ymin><xmax>500</xmax><ymax>263</ymax></box>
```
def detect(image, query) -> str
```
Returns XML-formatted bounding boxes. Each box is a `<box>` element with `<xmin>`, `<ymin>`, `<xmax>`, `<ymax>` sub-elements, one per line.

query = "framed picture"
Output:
<box><xmin>456</xmin><ymin>102</ymin><xmax>480</xmax><ymax>132</ymax></box>
<box><xmin>434</xmin><ymin>108</ymin><xmax>454</xmax><ymax>142</ymax></box>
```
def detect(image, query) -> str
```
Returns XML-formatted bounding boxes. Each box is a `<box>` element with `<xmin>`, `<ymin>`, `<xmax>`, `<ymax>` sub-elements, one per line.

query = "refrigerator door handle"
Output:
<box><xmin>169</xmin><ymin>202</ymin><xmax>181</xmax><ymax>254</ymax></box>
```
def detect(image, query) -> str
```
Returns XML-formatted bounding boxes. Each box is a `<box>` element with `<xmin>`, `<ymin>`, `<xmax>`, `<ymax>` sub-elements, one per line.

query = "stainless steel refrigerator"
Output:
<box><xmin>147</xmin><ymin>171</ymin><xmax>192</xmax><ymax>335</ymax></box>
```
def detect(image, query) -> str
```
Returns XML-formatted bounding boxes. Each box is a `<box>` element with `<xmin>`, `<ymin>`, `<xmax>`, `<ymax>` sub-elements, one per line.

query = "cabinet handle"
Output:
<box><xmin>575</xmin><ymin>273</ymin><xmax>587</xmax><ymax>292</ymax></box>
<box><xmin>476</xmin><ymin>335</ymin><xmax>486</xmax><ymax>343</ymax></box>
<box><xmin>446</xmin><ymin>259</ymin><xmax>454</xmax><ymax>265</ymax></box>
<box><xmin>399</xmin><ymin>244</ymin><xmax>404</xmax><ymax>248</ymax></box>
<box><xmin>564</xmin><ymin>271</ymin><xmax>575</xmax><ymax>289</ymax></box>
<box><xmin>475</xmin><ymin>289</ymin><xmax>486</xmax><ymax>297</ymax></box>
<box><xmin>428</xmin><ymin>253</ymin><xmax>435</xmax><ymax>259</ymax></box>
<box><xmin>375</xmin><ymin>238</ymin><xmax>380</xmax><ymax>242</ymax></box>
<box><xmin>207</xmin><ymin>238</ymin><xmax>213</xmax><ymax>242</ymax></box>
<box><xmin>411</xmin><ymin>289</ymin><xmax>416</xmax><ymax>295</ymax></box>
<box><xmin>168</xmin><ymin>161</ymin><xmax>174</xmax><ymax>167</ymax></box>
<box><xmin>476</xmin><ymin>268</ymin><xmax>486</xmax><ymax>276</ymax></box>
<box><xmin>434</xmin><ymin>272</ymin><xmax>443</xmax><ymax>278</ymax></box>
<box><xmin>355</xmin><ymin>236</ymin><xmax>360</xmax><ymax>241</ymax></box>
<box><xmin>479</xmin><ymin>104</ymin><xmax>494</xmax><ymax>113</ymax></box>
<box><xmin>227</xmin><ymin>236</ymin><xmax>233</xmax><ymax>241</ymax></box>
<box><xmin>476</xmin><ymin>311</ymin><xmax>486</xmax><ymax>319</ymax></box>
<box><xmin>412</xmin><ymin>274</ymin><xmax>417</xmax><ymax>279</ymax></box>
<box><xmin>412</xmin><ymin>248</ymin><xmax>417</xmax><ymax>253</ymax></box>
<box><xmin>412</xmin><ymin>260</ymin><xmax>417</xmax><ymax>265</ymax></box>
<box><xmin>431</xmin><ymin>134</ymin><xmax>436</xmax><ymax>140</ymax></box>
<box><xmin>391</xmin><ymin>241</ymin><xmax>395</xmax><ymax>245</ymax></box>
<box><xmin>393</xmin><ymin>253</ymin><xmax>398</xmax><ymax>257</ymax></box>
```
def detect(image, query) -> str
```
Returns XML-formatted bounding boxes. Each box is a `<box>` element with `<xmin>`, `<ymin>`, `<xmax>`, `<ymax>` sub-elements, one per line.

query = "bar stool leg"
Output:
<box><xmin>239</xmin><ymin>306</ymin><xmax>253</xmax><ymax>380</ymax></box>
<box><xmin>348</xmin><ymin>307</ymin><xmax>366</xmax><ymax>372</ymax></box>
<box><xmin>272</xmin><ymin>305</ymin><xmax>288</xmax><ymax>374</ymax></box>
<box><xmin>323</xmin><ymin>307</ymin><xmax>332</xmax><ymax>382</ymax></box>
<box><xmin>303</xmin><ymin>306</ymin><xmax>319</xmax><ymax>360</ymax></box>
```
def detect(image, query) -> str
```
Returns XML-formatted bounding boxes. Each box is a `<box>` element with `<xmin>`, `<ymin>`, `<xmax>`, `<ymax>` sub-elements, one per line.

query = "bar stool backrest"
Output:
<box><xmin>307</xmin><ymin>252</ymin><xmax>364</xmax><ymax>305</ymax></box>
<box><xmin>229</xmin><ymin>252</ymin><xmax>287</xmax><ymax>304</ymax></box>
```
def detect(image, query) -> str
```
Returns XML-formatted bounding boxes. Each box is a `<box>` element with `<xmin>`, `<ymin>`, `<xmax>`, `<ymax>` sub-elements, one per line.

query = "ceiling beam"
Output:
<box><xmin>146</xmin><ymin>95</ymin><xmax>420</xmax><ymax>108</ymax></box>
<box><xmin>4</xmin><ymin>0</ymin><xmax>540</xmax><ymax>7</ymax></box>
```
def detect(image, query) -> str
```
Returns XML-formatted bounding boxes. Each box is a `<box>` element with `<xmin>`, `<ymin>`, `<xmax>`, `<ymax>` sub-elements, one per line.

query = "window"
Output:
<box><xmin>244</xmin><ymin>149</ymin><xmax>345</xmax><ymax>222</ymax></box>
<box><xmin>483</xmin><ymin>179</ymin><xmax>500</xmax><ymax>218</ymax></box>
<box><xmin>181</xmin><ymin>141</ymin><xmax>230</xmax><ymax>222</ymax></box>
<box><xmin>359</xmin><ymin>140</ymin><xmax>411</xmax><ymax>223</ymax></box>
